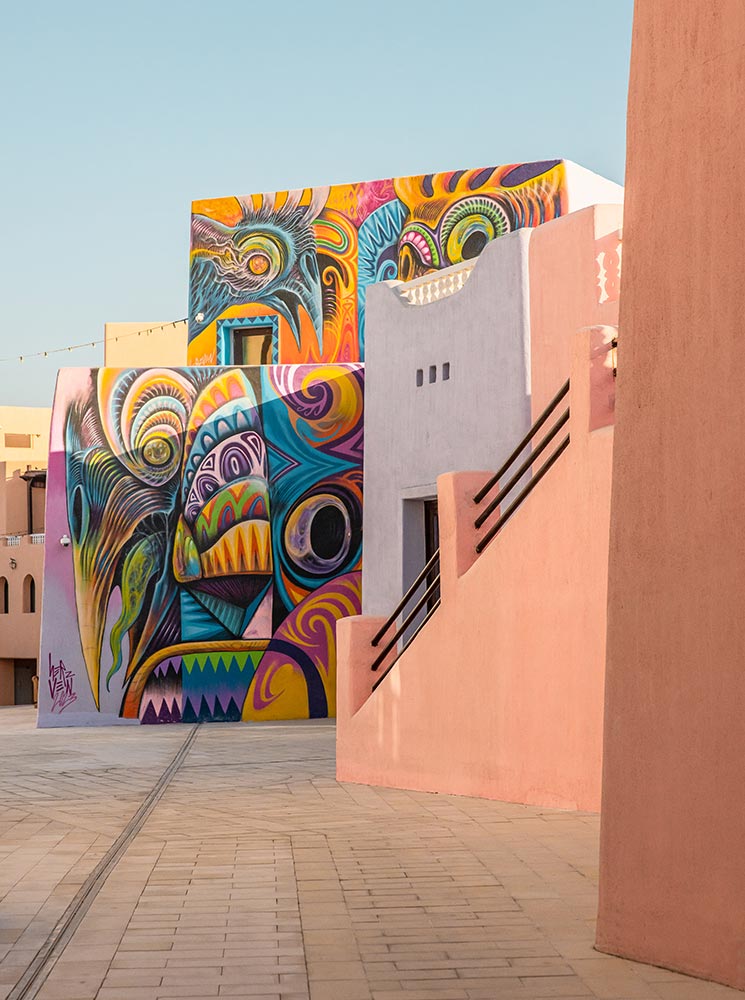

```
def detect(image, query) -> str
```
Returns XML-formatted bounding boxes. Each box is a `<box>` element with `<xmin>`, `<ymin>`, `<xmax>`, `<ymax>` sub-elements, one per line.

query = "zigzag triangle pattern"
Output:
<box><xmin>140</xmin><ymin>649</ymin><xmax>262</xmax><ymax>725</ymax></box>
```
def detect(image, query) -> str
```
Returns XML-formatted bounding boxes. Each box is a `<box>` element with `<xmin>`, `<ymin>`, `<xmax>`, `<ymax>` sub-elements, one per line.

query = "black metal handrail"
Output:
<box><xmin>474</xmin><ymin>409</ymin><xmax>569</xmax><ymax>530</ymax></box>
<box><xmin>371</xmin><ymin>595</ymin><xmax>441</xmax><ymax>692</ymax></box>
<box><xmin>370</xmin><ymin>552</ymin><xmax>441</xmax><ymax>674</ymax></box>
<box><xmin>473</xmin><ymin>379</ymin><xmax>569</xmax><ymax>505</ymax></box>
<box><xmin>475</xmin><ymin>435</ymin><xmax>570</xmax><ymax>554</ymax></box>
<box><xmin>473</xmin><ymin>378</ymin><xmax>571</xmax><ymax>554</ymax></box>
<box><xmin>371</xmin><ymin>549</ymin><xmax>439</xmax><ymax>648</ymax></box>
<box><xmin>369</xmin><ymin>378</ymin><xmax>572</xmax><ymax>693</ymax></box>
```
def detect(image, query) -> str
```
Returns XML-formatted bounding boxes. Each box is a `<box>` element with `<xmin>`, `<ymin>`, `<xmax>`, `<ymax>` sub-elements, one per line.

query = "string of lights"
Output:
<box><xmin>0</xmin><ymin>319</ymin><xmax>188</xmax><ymax>364</ymax></box>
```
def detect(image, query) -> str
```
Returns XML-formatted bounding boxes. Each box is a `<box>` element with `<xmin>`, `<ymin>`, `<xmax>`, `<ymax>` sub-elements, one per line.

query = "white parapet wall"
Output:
<box><xmin>361</xmin><ymin>230</ymin><xmax>534</xmax><ymax>617</ymax></box>
<box><xmin>565</xmin><ymin>160</ymin><xmax>625</xmax><ymax>211</ymax></box>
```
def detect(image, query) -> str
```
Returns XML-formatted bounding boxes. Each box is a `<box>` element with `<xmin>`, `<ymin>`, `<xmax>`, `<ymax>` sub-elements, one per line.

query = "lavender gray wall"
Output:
<box><xmin>361</xmin><ymin>231</ymin><xmax>533</xmax><ymax>616</ymax></box>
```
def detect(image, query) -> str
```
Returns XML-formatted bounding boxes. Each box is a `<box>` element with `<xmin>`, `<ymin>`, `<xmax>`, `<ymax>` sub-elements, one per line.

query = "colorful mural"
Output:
<box><xmin>40</xmin><ymin>365</ymin><xmax>363</xmax><ymax>725</ymax></box>
<box><xmin>187</xmin><ymin>161</ymin><xmax>569</xmax><ymax>366</ymax></box>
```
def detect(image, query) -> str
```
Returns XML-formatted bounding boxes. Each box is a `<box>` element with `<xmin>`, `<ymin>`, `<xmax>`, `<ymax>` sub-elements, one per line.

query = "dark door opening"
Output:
<box><xmin>14</xmin><ymin>659</ymin><xmax>36</xmax><ymax>705</ymax></box>
<box><xmin>233</xmin><ymin>327</ymin><xmax>274</xmax><ymax>365</ymax></box>
<box><xmin>424</xmin><ymin>499</ymin><xmax>440</xmax><ymax>611</ymax></box>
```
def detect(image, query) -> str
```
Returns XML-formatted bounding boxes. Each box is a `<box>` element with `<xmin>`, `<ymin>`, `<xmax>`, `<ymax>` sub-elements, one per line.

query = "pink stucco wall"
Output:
<box><xmin>337</xmin><ymin>326</ymin><xmax>615</xmax><ymax>811</ymax></box>
<box><xmin>529</xmin><ymin>205</ymin><xmax>622</xmax><ymax>419</ymax></box>
<box><xmin>597</xmin><ymin>1</ymin><xmax>745</xmax><ymax>989</ymax></box>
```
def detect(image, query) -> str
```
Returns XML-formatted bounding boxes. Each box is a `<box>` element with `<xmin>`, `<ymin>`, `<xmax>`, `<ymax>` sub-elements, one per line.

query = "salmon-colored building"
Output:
<box><xmin>337</xmin><ymin>204</ymin><xmax>621</xmax><ymax>813</ymax></box>
<box><xmin>0</xmin><ymin>407</ymin><xmax>50</xmax><ymax>705</ymax></box>
<box><xmin>596</xmin><ymin>0</ymin><xmax>745</xmax><ymax>990</ymax></box>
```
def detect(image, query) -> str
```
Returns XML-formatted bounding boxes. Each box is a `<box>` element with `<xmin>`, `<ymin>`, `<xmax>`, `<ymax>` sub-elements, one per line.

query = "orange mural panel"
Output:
<box><xmin>187</xmin><ymin>162</ymin><xmax>569</xmax><ymax>365</ymax></box>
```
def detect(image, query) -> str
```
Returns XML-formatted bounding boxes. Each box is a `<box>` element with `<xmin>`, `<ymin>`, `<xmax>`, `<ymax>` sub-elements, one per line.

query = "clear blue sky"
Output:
<box><xmin>0</xmin><ymin>0</ymin><xmax>633</xmax><ymax>407</ymax></box>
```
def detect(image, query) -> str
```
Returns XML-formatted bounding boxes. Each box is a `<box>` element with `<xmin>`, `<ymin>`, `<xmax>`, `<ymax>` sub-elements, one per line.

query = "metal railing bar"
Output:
<box><xmin>371</xmin><ymin>549</ymin><xmax>440</xmax><ymax>647</ymax></box>
<box><xmin>474</xmin><ymin>408</ymin><xmax>570</xmax><ymax>530</ymax></box>
<box><xmin>371</xmin><ymin>598</ymin><xmax>442</xmax><ymax>692</ymax></box>
<box><xmin>473</xmin><ymin>379</ymin><xmax>570</xmax><ymax>504</ymax></box>
<box><xmin>475</xmin><ymin>435</ymin><xmax>571</xmax><ymax>555</ymax></box>
<box><xmin>370</xmin><ymin>576</ymin><xmax>441</xmax><ymax>672</ymax></box>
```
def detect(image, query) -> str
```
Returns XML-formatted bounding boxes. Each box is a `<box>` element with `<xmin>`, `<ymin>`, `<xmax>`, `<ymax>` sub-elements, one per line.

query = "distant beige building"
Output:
<box><xmin>0</xmin><ymin>322</ymin><xmax>185</xmax><ymax>706</ymax></box>
<box><xmin>0</xmin><ymin>406</ymin><xmax>51</xmax><ymax>705</ymax></box>
<box><xmin>104</xmin><ymin>320</ymin><xmax>187</xmax><ymax>367</ymax></box>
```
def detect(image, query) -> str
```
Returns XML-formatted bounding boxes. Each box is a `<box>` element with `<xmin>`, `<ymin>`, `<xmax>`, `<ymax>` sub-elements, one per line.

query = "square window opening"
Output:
<box><xmin>233</xmin><ymin>327</ymin><xmax>274</xmax><ymax>365</ymax></box>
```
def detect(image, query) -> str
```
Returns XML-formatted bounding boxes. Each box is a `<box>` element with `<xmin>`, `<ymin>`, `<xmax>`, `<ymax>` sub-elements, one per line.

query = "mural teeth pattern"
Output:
<box><xmin>140</xmin><ymin>650</ymin><xmax>262</xmax><ymax>725</ymax></box>
<box><xmin>200</xmin><ymin>520</ymin><xmax>272</xmax><ymax>577</ymax></box>
<box><xmin>138</xmin><ymin>657</ymin><xmax>182</xmax><ymax>724</ymax></box>
<box><xmin>181</xmin><ymin>693</ymin><xmax>242</xmax><ymax>723</ymax></box>
<box><xmin>140</xmin><ymin>698</ymin><xmax>183</xmax><ymax>724</ymax></box>
<box><xmin>182</xmin><ymin>650</ymin><xmax>259</xmax><ymax>723</ymax></box>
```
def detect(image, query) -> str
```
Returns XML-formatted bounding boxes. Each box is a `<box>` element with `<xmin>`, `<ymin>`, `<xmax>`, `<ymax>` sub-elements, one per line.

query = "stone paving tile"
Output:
<box><xmin>1</xmin><ymin>707</ymin><xmax>743</xmax><ymax>1000</ymax></box>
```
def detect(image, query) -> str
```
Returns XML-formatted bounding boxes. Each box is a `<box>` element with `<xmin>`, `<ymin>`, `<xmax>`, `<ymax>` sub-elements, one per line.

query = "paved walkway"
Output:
<box><xmin>0</xmin><ymin>708</ymin><xmax>739</xmax><ymax>1000</ymax></box>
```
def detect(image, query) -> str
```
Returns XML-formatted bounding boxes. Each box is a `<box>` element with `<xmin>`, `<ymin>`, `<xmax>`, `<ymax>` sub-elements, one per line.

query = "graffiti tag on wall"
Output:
<box><xmin>48</xmin><ymin>655</ymin><xmax>77</xmax><ymax>712</ymax></box>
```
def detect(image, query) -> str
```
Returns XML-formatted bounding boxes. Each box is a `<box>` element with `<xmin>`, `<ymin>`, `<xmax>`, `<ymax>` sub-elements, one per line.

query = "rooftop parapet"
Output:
<box><xmin>187</xmin><ymin>160</ymin><xmax>622</xmax><ymax>367</ymax></box>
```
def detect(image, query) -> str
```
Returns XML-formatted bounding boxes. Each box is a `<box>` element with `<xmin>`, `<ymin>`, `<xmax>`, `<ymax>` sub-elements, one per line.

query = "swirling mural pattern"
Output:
<box><xmin>187</xmin><ymin>161</ymin><xmax>569</xmax><ymax>366</ymax></box>
<box><xmin>54</xmin><ymin>364</ymin><xmax>363</xmax><ymax>724</ymax></box>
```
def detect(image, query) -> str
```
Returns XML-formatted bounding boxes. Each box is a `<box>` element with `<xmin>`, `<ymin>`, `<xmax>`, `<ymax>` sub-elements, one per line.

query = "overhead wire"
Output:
<box><xmin>0</xmin><ymin>319</ymin><xmax>188</xmax><ymax>364</ymax></box>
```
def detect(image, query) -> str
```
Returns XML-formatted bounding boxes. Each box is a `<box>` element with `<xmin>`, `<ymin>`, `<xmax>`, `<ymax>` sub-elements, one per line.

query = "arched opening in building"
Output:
<box><xmin>23</xmin><ymin>575</ymin><xmax>35</xmax><ymax>614</ymax></box>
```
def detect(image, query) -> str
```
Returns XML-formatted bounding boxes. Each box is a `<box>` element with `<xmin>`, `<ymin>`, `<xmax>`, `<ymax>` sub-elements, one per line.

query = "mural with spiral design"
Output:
<box><xmin>40</xmin><ymin>364</ymin><xmax>363</xmax><ymax>725</ymax></box>
<box><xmin>187</xmin><ymin>161</ymin><xmax>569</xmax><ymax>365</ymax></box>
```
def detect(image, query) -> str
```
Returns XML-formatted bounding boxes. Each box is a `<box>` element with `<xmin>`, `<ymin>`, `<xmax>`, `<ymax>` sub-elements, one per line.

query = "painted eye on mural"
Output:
<box><xmin>284</xmin><ymin>493</ymin><xmax>353</xmax><ymax>575</ymax></box>
<box><xmin>235</xmin><ymin>232</ymin><xmax>285</xmax><ymax>282</ymax></box>
<box><xmin>440</xmin><ymin>197</ymin><xmax>512</xmax><ymax>264</ymax></box>
<box><xmin>247</xmin><ymin>254</ymin><xmax>270</xmax><ymax>276</ymax></box>
<box><xmin>143</xmin><ymin>437</ymin><xmax>172</xmax><ymax>467</ymax></box>
<box><xmin>398</xmin><ymin>226</ymin><xmax>439</xmax><ymax>282</ymax></box>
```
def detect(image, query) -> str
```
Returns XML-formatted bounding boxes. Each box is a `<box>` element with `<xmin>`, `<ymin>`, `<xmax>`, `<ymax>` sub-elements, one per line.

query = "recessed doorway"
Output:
<box><xmin>14</xmin><ymin>659</ymin><xmax>36</xmax><ymax>705</ymax></box>
<box><xmin>232</xmin><ymin>326</ymin><xmax>274</xmax><ymax>365</ymax></box>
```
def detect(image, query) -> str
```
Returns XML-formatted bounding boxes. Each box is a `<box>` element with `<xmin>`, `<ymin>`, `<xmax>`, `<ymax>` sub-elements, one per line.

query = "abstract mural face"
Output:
<box><xmin>187</xmin><ymin>160</ymin><xmax>568</xmax><ymax>366</ymax></box>
<box><xmin>41</xmin><ymin>365</ymin><xmax>363</xmax><ymax>725</ymax></box>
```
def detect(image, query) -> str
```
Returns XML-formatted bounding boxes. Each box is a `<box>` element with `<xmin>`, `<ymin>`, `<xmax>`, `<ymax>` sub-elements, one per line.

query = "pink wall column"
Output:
<box><xmin>596</xmin><ymin>1</ymin><xmax>745</xmax><ymax>989</ymax></box>
<box><xmin>337</xmin><ymin>326</ymin><xmax>615</xmax><ymax>811</ymax></box>
<box><xmin>529</xmin><ymin>205</ymin><xmax>621</xmax><ymax>418</ymax></box>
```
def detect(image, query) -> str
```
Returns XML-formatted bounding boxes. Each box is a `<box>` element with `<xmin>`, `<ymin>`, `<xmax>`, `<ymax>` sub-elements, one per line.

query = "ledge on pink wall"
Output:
<box><xmin>528</xmin><ymin>205</ymin><xmax>622</xmax><ymax>422</ymax></box>
<box><xmin>337</xmin><ymin>326</ymin><xmax>614</xmax><ymax>811</ymax></box>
